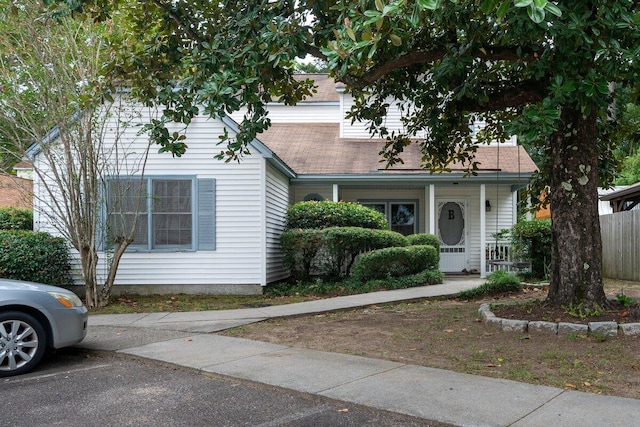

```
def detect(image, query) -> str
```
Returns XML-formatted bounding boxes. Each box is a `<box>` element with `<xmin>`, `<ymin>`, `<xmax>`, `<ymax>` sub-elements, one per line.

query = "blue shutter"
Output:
<box><xmin>197</xmin><ymin>178</ymin><xmax>216</xmax><ymax>250</ymax></box>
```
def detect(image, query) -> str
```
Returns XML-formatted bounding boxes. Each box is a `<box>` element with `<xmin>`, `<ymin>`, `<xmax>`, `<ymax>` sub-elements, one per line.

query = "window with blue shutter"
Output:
<box><xmin>106</xmin><ymin>176</ymin><xmax>215</xmax><ymax>251</ymax></box>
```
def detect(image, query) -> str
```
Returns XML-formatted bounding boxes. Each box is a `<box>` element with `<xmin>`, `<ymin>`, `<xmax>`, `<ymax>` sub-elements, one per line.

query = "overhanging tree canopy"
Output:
<box><xmin>51</xmin><ymin>0</ymin><xmax>640</xmax><ymax>307</ymax></box>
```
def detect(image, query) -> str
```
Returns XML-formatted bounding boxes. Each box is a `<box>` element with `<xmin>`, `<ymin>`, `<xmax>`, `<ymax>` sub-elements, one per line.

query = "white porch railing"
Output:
<box><xmin>485</xmin><ymin>240</ymin><xmax>531</xmax><ymax>274</ymax></box>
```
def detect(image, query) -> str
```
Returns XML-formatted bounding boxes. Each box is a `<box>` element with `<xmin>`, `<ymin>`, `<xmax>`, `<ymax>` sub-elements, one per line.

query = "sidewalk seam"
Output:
<box><xmin>314</xmin><ymin>363</ymin><xmax>410</xmax><ymax>395</ymax></box>
<box><xmin>506</xmin><ymin>389</ymin><xmax>566</xmax><ymax>426</ymax></box>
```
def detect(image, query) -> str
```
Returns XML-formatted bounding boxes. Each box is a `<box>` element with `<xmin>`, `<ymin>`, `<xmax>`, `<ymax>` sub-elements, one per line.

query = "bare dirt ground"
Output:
<box><xmin>223</xmin><ymin>279</ymin><xmax>640</xmax><ymax>400</ymax></box>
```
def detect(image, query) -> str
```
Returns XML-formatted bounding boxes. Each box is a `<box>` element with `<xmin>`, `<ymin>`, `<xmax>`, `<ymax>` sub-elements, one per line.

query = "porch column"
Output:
<box><xmin>429</xmin><ymin>184</ymin><xmax>435</xmax><ymax>234</ymax></box>
<box><xmin>480</xmin><ymin>184</ymin><xmax>487</xmax><ymax>278</ymax></box>
<box><xmin>332</xmin><ymin>184</ymin><xmax>339</xmax><ymax>202</ymax></box>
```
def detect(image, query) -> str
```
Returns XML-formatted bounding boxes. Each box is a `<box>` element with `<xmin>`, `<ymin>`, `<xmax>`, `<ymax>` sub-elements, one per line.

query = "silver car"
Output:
<box><xmin>0</xmin><ymin>279</ymin><xmax>88</xmax><ymax>377</ymax></box>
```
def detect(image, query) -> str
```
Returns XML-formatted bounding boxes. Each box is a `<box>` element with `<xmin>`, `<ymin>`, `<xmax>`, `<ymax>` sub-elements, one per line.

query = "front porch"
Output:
<box><xmin>485</xmin><ymin>240</ymin><xmax>531</xmax><ymax>275</ymax></box>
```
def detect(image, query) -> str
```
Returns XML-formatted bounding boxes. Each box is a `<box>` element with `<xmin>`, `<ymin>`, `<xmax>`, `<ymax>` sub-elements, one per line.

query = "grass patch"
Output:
<box><xmin>90</xmin><ymin>293</ymin><xmax>313</xmax><ymax>315</ymax></box>
<box><xmin>90</xmin><ymin>269</ymin><xmax>443</xmax><ymax>314</ymax></box>
<box><xmin>457</xmin><ymin>270</ymin><xmax>522</xmax><ymax>300</ymax></box>
<box><xmin>266</xmin><ymin>270</ymin><xmax>443</xmax><ymax>297</ymax></box>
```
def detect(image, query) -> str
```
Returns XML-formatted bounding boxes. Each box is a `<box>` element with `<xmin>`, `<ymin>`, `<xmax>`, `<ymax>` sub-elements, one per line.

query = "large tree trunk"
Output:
<box><xmin>546</xmin><ymin>106</ymin><xmax>607</xmax><ymax>307</ymax></box>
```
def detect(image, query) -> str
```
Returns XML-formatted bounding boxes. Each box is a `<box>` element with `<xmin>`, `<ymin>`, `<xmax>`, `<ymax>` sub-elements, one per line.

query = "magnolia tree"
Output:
<box><xmin>0</xmin><ymin>1</ymin><xmax>152</xmax><ymax>308</ymax></box>
<box><xmin>53</xmin><ymin>0</ymin><xmax>640</xmax><ymax>308</ymax></box>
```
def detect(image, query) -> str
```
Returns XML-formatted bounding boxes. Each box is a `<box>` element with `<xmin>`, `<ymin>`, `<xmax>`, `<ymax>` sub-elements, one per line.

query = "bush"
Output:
<box><xmin>322</xmin><ymin>227</ymin><xmax>408</xmax><ymax>277</ymax></box>
<box><xmin>266</xmin><ymin>269</ymin><xmax>444</xmax><ymax>297</ymax></box>
<box><xmin>511</xmin><ymin>218</ymin><xmax>551</xmax><ymax>279</ymax></box>
<box><xmin>280</xmin><ymin>227</ymin><xmax>407</xmax><ymax>280</ymax></box>
<box><xmin>279</xmin><ymin>229</ymin><xmax>325</xmax><ymax>281</ymax></box>
<box><xmin>0</xmin><ymin>230</ymin><xmax>73</xmax><ymax>286</ymax></box>
<box><xmin>0</xmin><ymin>207</ymin><xmax>33</xmax><ymax>230</ymax></box>
<box><xmin>285</xmin><ymin>201</ymin><xmax>388</xmax><ymax>230</ymax></box>
<box><xmin>351</xmin><ymin>245</ymin><xmax>439</xmax><ymax>282</ymax></box>
<box><xmin>457</xmin><ymin>270</ymin><xmax>522</xmax><ymax>300</ymax></box>
<box><xmin>406</xmin><ymin>233</ymin><xmax>440</xmax><ymax>251</ymax></box>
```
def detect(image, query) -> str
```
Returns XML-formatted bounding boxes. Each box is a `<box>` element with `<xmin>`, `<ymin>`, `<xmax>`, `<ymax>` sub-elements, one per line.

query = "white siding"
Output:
<box><xmin>230</xmin><ymin>103</ymin><xmax>340</xmax><ymax>124</ymax></box>
<box><xmin>265</xmin><ymin>163</ymin><xmax>290</xmax><ymax>283</ymax></box>
<box><xmin>33</xmin><ymin>101</ymin><xmax>271</xmax><ymax>290</ymax></box>
<box><xmin>340</xmin><ymin>95</ymin><xmax>418</xmax><ymax>139</ymax></box>
<box><xmin>340</xmin><ymin>93</ymin><xmax>516</xmax><ymax>145</ymax></box>
<box><xmin>109</xmin><ymin>114</ymin><xmax>265</xmax><ymax>287</ymax></box>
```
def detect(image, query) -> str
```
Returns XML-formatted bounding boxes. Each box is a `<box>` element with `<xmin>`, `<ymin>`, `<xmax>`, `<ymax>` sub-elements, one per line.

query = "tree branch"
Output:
<box><xmin>339</xmin><ymin>46</ymin><xmax>540</xmax><ymax>89</ymax></box>
<box><xmin>150</xmin><ymin>0</ymin><xmax>202</xmax><ymax>43</ymax></box>
<box><xmin>454</xmin><ymin>78</ymin><xmax>547</xmax><ymax>112</ymax></box>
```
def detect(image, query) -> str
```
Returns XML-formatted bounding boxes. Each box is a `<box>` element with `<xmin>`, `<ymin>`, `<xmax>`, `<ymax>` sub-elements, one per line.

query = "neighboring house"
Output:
<box><xmin>0</xmin><ymin>173</ymin><xmax>32</xmax><ymax>210</ymax></box>
<box><xmin>31</xmin><ymin>74</ymin><xmax>536</xmax><ymax>295</ymax></box>
<box><xmin>536</xmin><ymin>186</ymin><xmax>632</xmax><ymax>218</ymax></box>
<box><xmin>600</xmin><ymin>182</ymin><xmax>640</xmax><ymax>213</ymax></box>
<box><xmin>12</xmin><ymin>161</ymin><xmax>34</xmax><ymax>180</ymax></box>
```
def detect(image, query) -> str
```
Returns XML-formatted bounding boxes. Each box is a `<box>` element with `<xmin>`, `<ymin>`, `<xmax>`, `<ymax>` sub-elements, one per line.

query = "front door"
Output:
<box><xmin>436</xmin><ymin>199</ymin><xmax>469</xmax><ymax>272</ymax></box>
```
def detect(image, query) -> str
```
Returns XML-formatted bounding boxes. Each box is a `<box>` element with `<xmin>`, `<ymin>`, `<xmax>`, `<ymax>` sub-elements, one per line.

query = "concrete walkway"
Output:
<box><xmin>81</xmin><ymin>277</ymin><xmax>640</xmax><ymax>427</ymax></box>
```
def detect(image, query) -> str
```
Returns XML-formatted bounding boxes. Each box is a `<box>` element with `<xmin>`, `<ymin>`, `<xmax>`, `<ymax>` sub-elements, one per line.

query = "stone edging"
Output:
<box><xmin>478</xmin><ymin>303</ymin><xmax>640</xmax><ymax>336</ymax></box>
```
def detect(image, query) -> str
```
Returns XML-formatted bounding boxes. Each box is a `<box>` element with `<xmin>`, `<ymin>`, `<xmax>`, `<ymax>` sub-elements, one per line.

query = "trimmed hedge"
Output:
<box><xmin>406</xmin><ymin>233</ymin><xmax>440</xmax><ymax>251</ymax></box>
<box><xmin>0</xmin><ymin>207</ymin><xmax>33</xmax><ymax>231</ymax></box>
<box><xmin>351</xmin><ymin>245</ymin><xmax>439</xmax><ymax>282</ymax></box>
<box><xmin>279</xmin><ymin>228</ymin><xmax>325</xmax><ymax>280</ymax></box>
<box><xmin>285</xmin><ymin>201</ymin><xmax>388</xmax><ymax>230</ymax></box>
<box><xmin>280</xmin><ymin>227</ymin><xmax>408</xmax><ymax>280</ymax></box>
<box><xmin>0</xmin><ymin>230</ymin><xmax>73</xmax><ymax>286</ymax></box>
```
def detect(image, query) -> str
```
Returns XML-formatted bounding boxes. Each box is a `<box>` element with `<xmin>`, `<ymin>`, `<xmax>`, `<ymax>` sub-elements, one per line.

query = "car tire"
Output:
<box><xmin>0</xmin><ymin>311</ymin><xmax>47</xmax><ymax>377</ymax></box>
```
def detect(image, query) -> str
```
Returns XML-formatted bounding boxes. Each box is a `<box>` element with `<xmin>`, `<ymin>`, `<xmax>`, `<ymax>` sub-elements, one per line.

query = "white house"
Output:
<box><xmin>31</xmin><ymin>74</ymin><xmax>537</xmax><ymax>295</ymax></box>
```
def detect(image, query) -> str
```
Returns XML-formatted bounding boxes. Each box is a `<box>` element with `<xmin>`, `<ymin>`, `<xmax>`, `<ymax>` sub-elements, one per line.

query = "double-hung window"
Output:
<box><xmin>106</xmin><ymin>176</ymin><xmax>215</xmax><ymax>251</ymax></box>
<box><xmin>360</xmin><ymin>201</ymin><xmax>418</xmax><ymax>236</ymax></box>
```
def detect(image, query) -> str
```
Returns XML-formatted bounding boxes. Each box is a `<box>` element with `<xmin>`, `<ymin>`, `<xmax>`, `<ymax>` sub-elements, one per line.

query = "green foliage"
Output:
<box><xmin>49</xmin><ymin>0</ymin><xmax>640</xmax><ymax>305</ymax></box>
<box><xmin>285</xmin><ymin>201</ymin><xmax>388</xmax><ymax>230</ymax></box>
<box><xmin>616</xmin><ymin>293</ymin><xmax>635</xmax><ymax>308</ymax></box>
<box><xmin>266</xmin><ymin>269</ymin><xmax>443</xmax><ymax>297</ymax></box>
<box><xmin>0</xmin><ymin>207</ymin><xmax>33</xmax><ymax>230</ymax></box>
<box><xmin>0</xmin><ymin>230</ymin><xmax>73</xmax><ymax>286</ymax></box>
<box><xmin>511</xmin><ymin>218</ymin><xmax>551</xmax><ymax>280</ymax></box>
<box><xmin>280</xmin><ymin>227</ymin><xmax>406</xmax><ymax>280</ymax></box>
<box><xmin>295</xmin><ymin>58</ymin><xmax>330</xmax><ymax>74</ymax></box>
<box><xmin>279</xmin><ymin>228</ymin><xmax>325</xmax><ymax>281</ymax></box>
<box><xmin>406</xmin><ymin>233</ymin><xmax>440</xmax><ymax>251</ymax></box>
<box><xmin>351</xmin><ymin>245</ymin><xmax>439</xmax><ymax>282</ymax></box>
<box><xmin>457</xmin><ymin>270</ymin><xmax>522</xmax><ymax>300</ymax></box>
<box><xmin>322</xmin><ymin>226</ymin><xmax>407</xmax><ymax>278</ymax></box>
<box><xmin>615</xmin><ymin>151</ymin><xmax>640</xmax><ymax>185</ymax></box>
<box><xmin>561</xmin><ymin>302</ymin><xmax>603</xmax><ymax>321</ymax></box>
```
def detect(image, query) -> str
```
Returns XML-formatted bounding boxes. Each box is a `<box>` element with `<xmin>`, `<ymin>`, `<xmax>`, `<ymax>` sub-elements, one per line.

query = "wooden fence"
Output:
<box><xmin>600</xmin><ymin>210</ymin><xmax>640</xmax><ymax>281</ymax></box>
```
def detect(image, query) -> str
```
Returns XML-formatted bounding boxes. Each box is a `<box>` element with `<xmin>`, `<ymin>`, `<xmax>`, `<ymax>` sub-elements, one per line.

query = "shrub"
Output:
<box><xmin>457</xmin><ymin>270</ymin><xmax>522</xmax><ymax>300</ymax></box>
<box><xmin>285</xmin><ymin>201</ymin><xmax>388</xmax><ymax>230</ymax></box>
<box><xmin>511</xmin><ymin>218</ymin><xmax>551</xmax><ymax>279</ymax></box>
<box><xmin>279</xmin><ymin>229</ymin><xmax>325</xmax><ymax>281</ymax></box>
<box><xmin>0</xmin><ymin>230</ymin><xmax>73</xmax><ymax>286</ymax></box>
<box><xmin>351</xmin><ymin>245</ymin><xmax>439</xmax><ymax>282</ymax></box>
<box><xmin>406</xmin><ymin>233</ymin><xmax>440</xmax><ymax>251</ymax></box>
<box><xmin>0</xmin><ymin>207</ymin><xmax>33</xmax><ymax>230</ymax></box>
<box><xmin>266</xmin><ymin>269</ymin><xmax>444</xmax><ymax>297</ymax></box>
<box><xmin>322</xmin><ymin>227</ymin><xmax>408</xmax><ymax>278</ymax></box>
<box><xmin>280</xmin><ymin>227</ymin><xmax>407</xmax><ymax>280</ymax></box>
